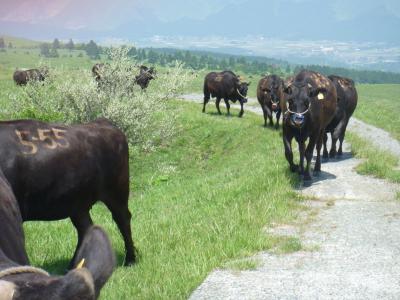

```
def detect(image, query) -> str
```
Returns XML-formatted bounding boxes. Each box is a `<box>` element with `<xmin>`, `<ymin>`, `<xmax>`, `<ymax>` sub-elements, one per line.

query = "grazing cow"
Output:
<box><xmin>203</xmin><ymin>71</ymin><xmax>250</xmax><ymax>117</ymax></box>
<box><xmin>91</xmin><ymin>63</ymin><xmax>104</xmax><ymax>83</ymax></box>
<box><xmin>282</xmin><ymin>70</ymin><xmax>337</xmax><ymax>181</ymax></box>
<box><xmin>323</xmin><ymin>75</ymin><xmax>358</xmax><ymax>158</ymax></box>
<box><xmin>134</xmin><ymin>65</ymin><xmax>156</xmax><ymax>89</ymax></box>
<box><xmin>0</xmin><ymin>170</ymin><xmax>115</xmax><ymax>299</ymax></box>
<box><xmin>257</xmin><ymin>75</ymin><xmax>284</xmax><ymax>128</ymax></box>
<box><xmin>0</xmin><ymin>118</ymin><xmax>136</xmax><ymax>266</ymax></box>
<box><xmin>13</xmin><ymin>68</ymin><xmax>48</xmax><ymax>86</ymax></box>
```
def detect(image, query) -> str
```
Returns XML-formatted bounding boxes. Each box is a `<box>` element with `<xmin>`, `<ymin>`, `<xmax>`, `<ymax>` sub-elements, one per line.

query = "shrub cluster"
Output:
<box><xmin>8</xmin><ymin>47</ymin><xmax>195</xmax><ymax>150</ymax></box>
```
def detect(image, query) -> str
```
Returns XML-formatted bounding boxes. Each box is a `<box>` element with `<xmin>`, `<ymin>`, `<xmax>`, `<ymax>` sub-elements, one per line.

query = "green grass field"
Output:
<box><xmin>1</xmin><ymin>37</ymin><xmax>399</xmax><ymax>298</ymax></box>
<box><xmin>0</xmin><ymin>43</ymin><xmax>302</xmax><ymax>299</ymax></box>
<box><xmin>22</xmin><ymin>101</ymin><xmax>302</xmax><ymax>299</ymax></box>
<box><xmin>355</xmin><ymin>84</ymin><xmax>400</xmax><ymax>141</ymax></box>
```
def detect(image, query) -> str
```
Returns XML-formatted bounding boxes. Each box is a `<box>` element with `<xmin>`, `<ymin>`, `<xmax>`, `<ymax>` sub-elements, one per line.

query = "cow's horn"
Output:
<box><xmin>307</xmin><ymin>83</ymin><xmax>312</xmax><ymax>88</ymax></box>
<box><xmin>76</xmin><ymin>258</ymin><xmax>85</xmax><ymax>269</ymax></box>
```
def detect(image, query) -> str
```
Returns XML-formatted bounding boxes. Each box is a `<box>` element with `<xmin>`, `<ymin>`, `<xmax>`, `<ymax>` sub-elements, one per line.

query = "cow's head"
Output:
<box><xmin>261</xmin><ymin>78</ymin><xmax>283</xmax><ymax>112</ymax></box>
<box><xmin>283</xmin><ymin>82</ymin><xmax>327</xmax><ymax>128</ymax></box>
<box><xmin>237</xmin><ymin>81</ymin><xmax>250</xmax><ymax>103</ymax></box>
<box><xmin>0</xmin><ymin>226</ymin><xmax>115</xmax><ymax>300</ymax></box>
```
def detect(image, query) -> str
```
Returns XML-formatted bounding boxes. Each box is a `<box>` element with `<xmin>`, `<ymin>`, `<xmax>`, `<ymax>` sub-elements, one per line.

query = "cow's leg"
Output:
<box><xmin>338</xmin><ymin>119</ymin><xmax>349</xmax><ymax>156</ymax></box>
<box><xmin>283</xmin><ymin>131</ymin><xmax>298</xmax><ymax>172</ymax></box>
<box><xmin>224</xmin><ymin>98</ymin><xmax>231</xmax><ymax>116</ymax></box>
<box><xmin>69</xmin><ymin>211</ymin><xmax>93</xmax><ymax>269</ymax></box>
<box><xmin>275</xmin><ymin>110</ymin><xmax>281</xmax><ymax>130</ymax></box>
<box><xmin>262</xmin><ymin>107</ymin><xmax>268</xmax><ymax>127</ymax></box>
<box><xmin>239</xmin><ymin>101</ymin><xmax>244</xmax><ymax>118</ymax></box>
<box><xmin>216</xmin><ymin>98</ymin><xmax>222</xmax><ymax>115</ymax></box>
<box><xmin>266</xmin><ymin>106</ymin><xmax>273</xmax><ymax>126</ymax></box>
<box><xmin>298</xmin><ymin>139</ymin><xmax>306</xmax><ymax>175</ymax></box>
<box><xmin>104</xmin><ymin>199</ymin><xmax>136</xmax><ymax>266</ymax></box>
<box><xmin>304</xmin><ymin>134</ymin><xmax>317</xmax><ymax>181</ymax></box>
<box><xmin>202</xmin><ymin>95</ymin><xmax>209</xmax><ymax>113</ymax></box>
<box><xmin>314</xmin><ymin>130</ymin><xmax>324</xmax><ymax>175</ymax></box>
<box><xmin>323</xmin><ymin>132</ymin><xmax>329</xmax><ymax>159</ymax></box>
<box><xmin>330</xmin><ymin>118</ymin><xmax>346</xmax><ymax>158</ymax></box>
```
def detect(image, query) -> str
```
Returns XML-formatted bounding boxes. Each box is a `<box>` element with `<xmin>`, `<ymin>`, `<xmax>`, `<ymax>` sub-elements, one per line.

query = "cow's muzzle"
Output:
<box><xmin>271</xmin><ymin>101</ymin><xmax>279</xmax><ymax>111</ymax></box>
<box><xmin>291</xmin><ymin>113</ymin><xmax>305</xmax><ymax>126</ymax></box>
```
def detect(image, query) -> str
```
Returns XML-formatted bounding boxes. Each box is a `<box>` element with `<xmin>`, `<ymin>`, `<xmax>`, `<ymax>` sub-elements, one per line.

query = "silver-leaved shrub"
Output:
<box><xmin>9</xmin><ymin>47</ymin><xmax>195</xmax><ymax>150</ymax></box>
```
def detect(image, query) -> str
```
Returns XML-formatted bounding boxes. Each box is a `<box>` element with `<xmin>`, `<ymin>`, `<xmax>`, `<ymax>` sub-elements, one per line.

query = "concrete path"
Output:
<box><xmin>180</xmin><ymin>94</ymin><xmax>400</xmax><ymax>300</ymax></box>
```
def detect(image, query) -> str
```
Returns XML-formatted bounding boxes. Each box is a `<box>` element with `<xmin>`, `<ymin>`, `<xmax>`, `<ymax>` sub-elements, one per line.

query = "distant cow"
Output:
<box><xmin>13</xmin><ymin>68</ymin><xmax>48</xmax><ymax>85</ymax></box>
<box><xmin>0</xmin><ymin>118</ymin><xmax>136</xmax><ymax>266</ymax></box>
<box><xmin>134</xmin><ymin>65</ymin><xmax>156</xmax><ymax>89</ymax></box>
<box><xmin>323</xmin><ymin>75</ymin><xmax>358</xmax><ymax>158</ymax></box>
<box><xmin>203</xmin><ymin>70</ymin><xmax>250</xmax><ymax>117</ymax></box>
<box><xmin>282</xmin><ymin>70</ymin><xmax>337</xmax><ymax>181</ymax></box>
<box><xmin>257</xmin><ymin>75</ymin><xmax>284</xmax><ymax>128</ymax></box>
<box><xmin>92</xmin><ymin>63</ymin><xmax>104</xmax><ymax>83</ymax></box>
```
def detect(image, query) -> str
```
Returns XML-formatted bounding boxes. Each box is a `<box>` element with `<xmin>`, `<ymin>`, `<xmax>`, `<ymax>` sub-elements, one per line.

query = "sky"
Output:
<box><xmin>2</xmin><ymin>0</ymin><xmax>399</xmax><ymax>30</ymax></box>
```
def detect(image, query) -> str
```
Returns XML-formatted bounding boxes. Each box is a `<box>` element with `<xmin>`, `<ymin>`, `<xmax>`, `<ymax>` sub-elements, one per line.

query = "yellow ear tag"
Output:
<box><xmin>317</xmin><ymin>93</ymin><xmax>324</xmax><ymax>100</ymax></box>
<box><xmin>76</xmin><ymin>258</ymin><xmax>85</xmax><ymax>269</ymax></box>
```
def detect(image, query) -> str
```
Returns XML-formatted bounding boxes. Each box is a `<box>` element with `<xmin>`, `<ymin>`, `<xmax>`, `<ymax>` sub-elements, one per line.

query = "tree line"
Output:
<box><xmin>128</xmin><ymin>47</ymin><xmax>400</xmax><ymax>84</ymax></box>
<box><xmin>2</xmin><ymin>36</ymin><xmax>400</xmax><ymax>84</ymax></box>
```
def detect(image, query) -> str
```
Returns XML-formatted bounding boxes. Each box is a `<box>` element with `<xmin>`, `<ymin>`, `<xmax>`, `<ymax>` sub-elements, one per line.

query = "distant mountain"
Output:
<box><xmin>1</xmin><ymin>0</ymin><xmax>399</xmax><ymax>44</ymax></box>
<box><xmin>116</xmin><ymin>0</ymin><xmax>399</xmax><ymax>43</ymax></box>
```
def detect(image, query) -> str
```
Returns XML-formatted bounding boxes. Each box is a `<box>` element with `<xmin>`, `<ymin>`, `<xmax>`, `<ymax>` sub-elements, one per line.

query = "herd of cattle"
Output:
<box><xmin>13</xmin><ymin>63</ymin><xmax>156</xmax><ymax>89</ymax></box>
<box><xmin>203</xmin><ymin>69</ymin><xmax>357</xmax><ymax>181</ymax></box>
<box><xmin>1</xmin><ymin>64</ymin><xmax>356</xmax><ymax>299</ymax></box>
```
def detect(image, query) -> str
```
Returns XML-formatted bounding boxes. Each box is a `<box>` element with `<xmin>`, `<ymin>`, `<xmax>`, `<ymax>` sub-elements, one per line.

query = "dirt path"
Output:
<box><xmin>180</xmin><ymin>94</ymin><xmax>400</xmax><ymax>299</ymax></box>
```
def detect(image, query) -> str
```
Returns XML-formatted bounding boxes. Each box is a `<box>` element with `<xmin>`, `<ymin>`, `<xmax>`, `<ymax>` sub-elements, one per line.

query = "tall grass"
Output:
<box><xmin>347</xmin><ymin>132</ymin><xmax>400</xmax><ymax>183</ymax></box>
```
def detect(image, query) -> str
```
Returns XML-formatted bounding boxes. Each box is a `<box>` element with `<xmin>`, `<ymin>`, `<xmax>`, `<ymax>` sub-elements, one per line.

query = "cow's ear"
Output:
<box><xmin>283</xmin><ymin>85</ymin><xmax>292</xmax><ymax>95</ymax></box>
<box><xmin>73</xmin><ymin>226</ymin><xmax>116</xmax><ymax>298</ymax></box>
<box><xmin>247</xmin><ymin>82</ymin><xmax>251</xmax><ymax>86</ymax></box>
<box><xmin>309</xmin><ymin>87</ymin><xmax>327</xmax><ymax>98</ymax></box>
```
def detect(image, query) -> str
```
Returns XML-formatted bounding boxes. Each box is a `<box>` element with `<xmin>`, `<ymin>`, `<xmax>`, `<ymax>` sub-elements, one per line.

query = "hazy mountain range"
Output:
<box><xmin>1</xmin><ymin>0</ymin><xmax>399</xmax><ymax>72</ymax></box>
<box><xmin>1</xmin><ymin>0</ymin><xmax>399</xmax><ymax>43</ymax></box>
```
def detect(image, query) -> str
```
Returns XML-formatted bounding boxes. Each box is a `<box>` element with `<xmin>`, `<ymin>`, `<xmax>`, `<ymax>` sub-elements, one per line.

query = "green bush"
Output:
<box><xmin>8</xmin><ymin>47</ymin><xmax>195</xmax><ymax>151</ymax></box>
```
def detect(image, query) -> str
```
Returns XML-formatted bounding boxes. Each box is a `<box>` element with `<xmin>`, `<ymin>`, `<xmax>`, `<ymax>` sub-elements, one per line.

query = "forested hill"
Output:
<box><xmin>133</xmin><ymin>47</ymin><xmax>400</xmax><ymax>84</ymax></box>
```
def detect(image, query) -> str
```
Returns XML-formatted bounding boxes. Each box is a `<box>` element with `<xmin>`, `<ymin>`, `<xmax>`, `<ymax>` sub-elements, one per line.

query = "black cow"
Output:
<box><xmin>323</xmin><ymin>75</ymin><xmax>358</xmax><ymax>158</ymax></box>
<box><xmin>134</xmin><ymin>65</ymin><xmax>156</xmax><ymax>89</ymax></box>
<box><xmin>91</xmin><ymin>63</ymin><xmax>104</xmax><ymax>83</ymax></box>
<box><xmin>13</xmin><ymin>68</ymin><xmax>48</xmax><ymax>86</ymax></box>
<box><xmin>203</xmin><ymin>70</ymin><xmax>250</xmax><ymax>117</ymax></box>
<box><xmin>257</xmin><ymin>75</ymin><xmax>284</xmax><ymax>128</ymax></box>
<box><xmin>0</xmin><ymin>118</ymin><xmax>136</xmax><ymax>266</ymax></box>
<box><xmin>282</xmin><ymin>70</ymin><xmax>337</xmax><ymax>181</ymax></box>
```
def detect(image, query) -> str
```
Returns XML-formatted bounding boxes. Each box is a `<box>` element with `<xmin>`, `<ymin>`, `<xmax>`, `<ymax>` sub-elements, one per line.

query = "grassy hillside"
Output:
<box><xmin>22</xmin><ymin>101</ymin><xmax>301</xmax><ymax>299</ymax></box>
<box><xmin>0</xmin><ymin>35</ymin><xmax>41</xmax><ymax>48</ymax></box>
<box><xmin>355</xmin><ymin>84</ymin><xmax>400</xmax><ymax>141</ymax></box>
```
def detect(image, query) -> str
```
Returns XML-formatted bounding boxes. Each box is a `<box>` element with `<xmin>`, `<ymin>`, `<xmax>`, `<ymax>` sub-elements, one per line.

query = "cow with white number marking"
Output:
<box><xmin>0</xmin><ymin>118</ymin><xmax>136</xmax><ymax>267</ymax></box>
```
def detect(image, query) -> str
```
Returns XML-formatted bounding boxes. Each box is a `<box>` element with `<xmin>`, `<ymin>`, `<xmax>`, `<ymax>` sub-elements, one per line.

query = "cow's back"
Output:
<box><xmin>0</xmin><ymin>119</ymin><xmax>129</xmax><ymax>221</ymax></box>
<box><xmin>204</xmin><ymin>71</ymin><xmax>237</xmax><ymax>99</ymax></box>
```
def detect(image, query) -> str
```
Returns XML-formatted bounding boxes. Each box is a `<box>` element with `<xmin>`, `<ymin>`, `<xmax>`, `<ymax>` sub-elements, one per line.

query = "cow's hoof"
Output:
<box><xmin>322</xmin><ymin>152</ymin><xmax>329</xmax><ymax>159</ymax></box>
<box><xmin>337</xmin><ymin>150</ymin><xmax>343</xmax><ymax>156</ymax></box>
<box><xmin>313</xmin><ymin>170</ymin><xmax>320</xmax><ymax>177</ymax></box>
<box><xmin>303</xmin><ymin>174</ymin><xmax>312</xmax><ymax>181</ymax></box>
<box><xmin>290</xmin><ymin>164</ymin><xmax>299</xmax><ymax>173</ymax></box>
